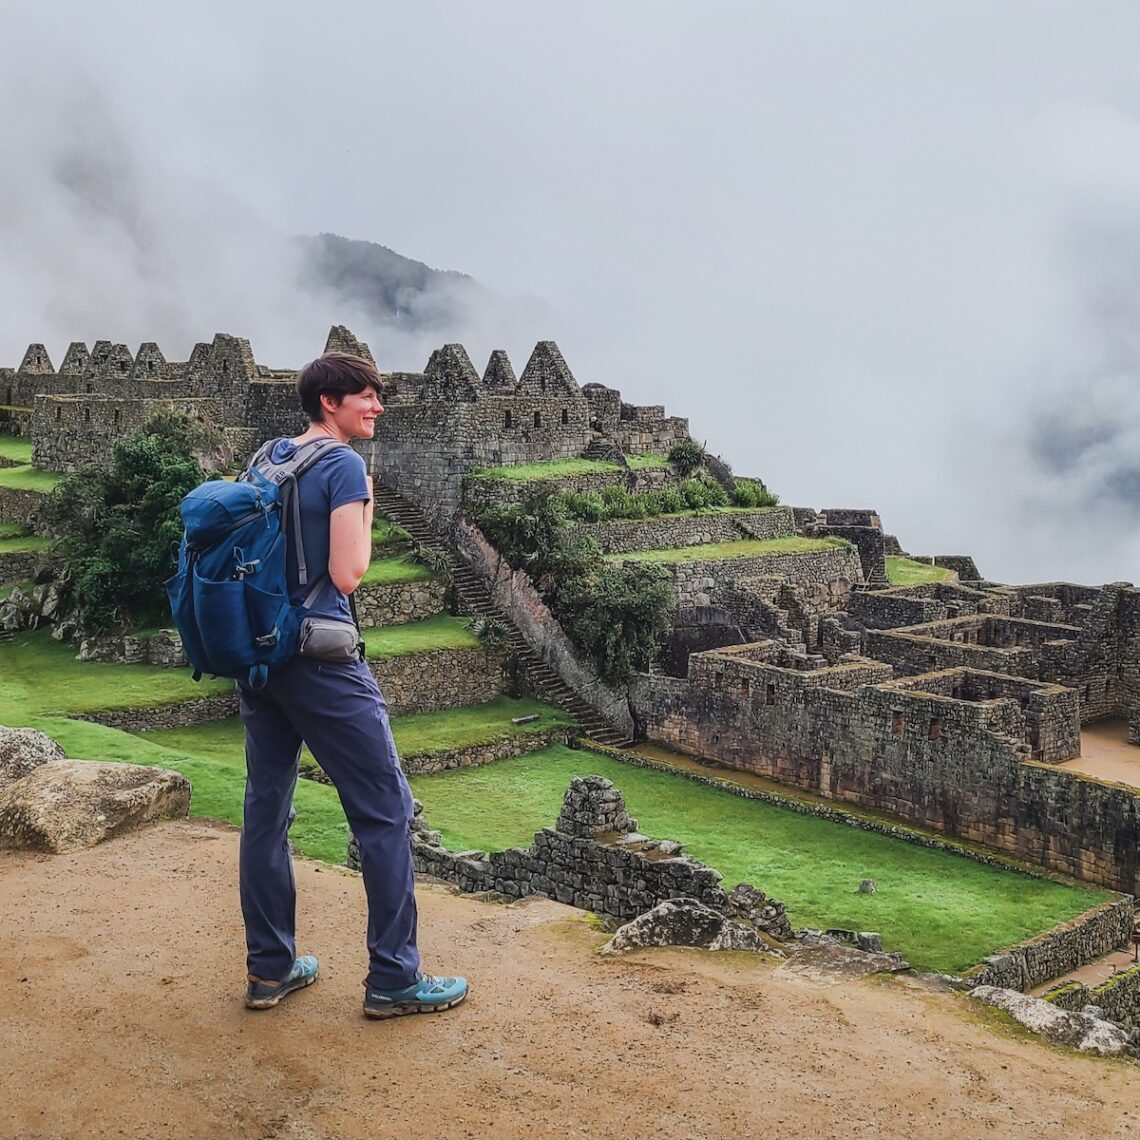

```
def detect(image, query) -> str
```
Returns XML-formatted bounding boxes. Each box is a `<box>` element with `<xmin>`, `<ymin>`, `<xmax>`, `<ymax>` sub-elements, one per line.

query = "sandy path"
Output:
<box><xmin>1</xmin><ymin>819</ymin><xmax>1136</xmax><ymax>1140</ymax></box>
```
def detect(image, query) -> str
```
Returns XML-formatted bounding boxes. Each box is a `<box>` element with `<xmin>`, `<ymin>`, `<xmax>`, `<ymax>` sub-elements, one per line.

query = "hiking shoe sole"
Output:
<box><xmin>363</xmin><ymin>989</ymin><xmax>468</xmax><ymax>1019</ymax></box>
<box><xmin>244</xmin><ymin>955</ymin><xmax>319</xmax><ymax>1009</ymax></box>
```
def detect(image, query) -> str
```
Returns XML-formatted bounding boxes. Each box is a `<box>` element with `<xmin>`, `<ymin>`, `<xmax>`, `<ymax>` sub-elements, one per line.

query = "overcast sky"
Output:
<box><xmin>3</xmin><ymin>1</ymin><xmax>1139</xmax><ymax>584</ymax></box>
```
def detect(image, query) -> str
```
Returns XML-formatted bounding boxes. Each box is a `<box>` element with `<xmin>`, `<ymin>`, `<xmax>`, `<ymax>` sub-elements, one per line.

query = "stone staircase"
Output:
<box><xmin>374</xmin><ymin>485</ymin><xmax>633</xmax><ymax>748</ymax></box>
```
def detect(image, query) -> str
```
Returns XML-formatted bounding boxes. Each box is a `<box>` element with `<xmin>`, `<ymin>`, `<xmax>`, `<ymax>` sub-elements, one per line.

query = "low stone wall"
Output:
<box><xmin>303</xmin><ymin>727</ymin><xmax>569</xmax><ymax>782</ymax></box>
<box><xmin>75</xmin><ymin>691</ymin><xmax>239</xmax><ymax>731</ymax></box>
<box><xmin>0</xmin><ymin>486</ymin><xmax>46</xmax><ymax>529</ymax></box>
<box><xmin>0</xmin><ymin>549</ymin><xmax>42</xmax><ymax>583</ymax></box>
<box><xmin>354</xmin><ymin>578</ymin><xmax>446</xmax><ymax>628</ymax></box>
<box><xmin>406</xmin><ymin>775</ymin><xmax>793</xmax><ymax>936</ymax></box>
<box><xmin>368</xmin><ymin>646</ymin><xmax>505</xmax><ymax>714</ymax></box>
<box><xmin>461</xmin><ymin>466</ymin><xmax>677</xmax><ymax>513</ymax></box>
<box><xmin>966</xmin><ymin>896</ymin><xmax>1134</xmax><ymax>991</ymax></box>
<box><xmin>573</xmin><ymin>507</ymin><xmax>793</xmax><ymax>555</ymax></box>
<box><xmin>76</xmin><ymin>630</ymin><xmax>187</xmax><ymax>667</ymax></box>
<box><xmin>1045</xmin><ymin>963</ymin><xmax>1140</xmax><ymax>1028</ymax></box>
<box><xmin>1130</xmin><ymin>707</ymin><xmax>1140</xmax><ymax>746</ymax></box>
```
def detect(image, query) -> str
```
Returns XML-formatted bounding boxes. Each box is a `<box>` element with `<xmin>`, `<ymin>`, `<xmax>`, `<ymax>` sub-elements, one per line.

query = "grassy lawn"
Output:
<box><xmin>361</xmin><ymin>614</ymin><xmax>479</xmax><ymax>658</ymax></box>
<box><xmin>137</xmin><ymin>696</ymin><xmax>569</xmax><ymax>767</ymax></box>
<box><xmin>409</xmin><ymin>744</ymin><xmax>1111</xmax><ymax>974</ymax></box>
<box><xmin>0</xmin><ymin>629</ymin><xmax>231</xmax><ymax>722</ymax></box>
<box><xmin>624</xmin><ymin>453</ymin><xmax>669</xmax><ymax>470</ymax></box>
<box><xmin>0</xmin><ymin>534</ymin><xmax>52</xmax><ymax>554</ymax></box>
<box><xmin>887</xmin><ymin>556</ymin><xmax>955</xmax><ymax>585</ymax></box>
<box><xmin>359</xmin><ymin>553</ymin><xmax>433</xmax><ymax>586</ymax></box>
<box><xmin>0</xmin><ymin>434</ymin><xmax>33</xmax><ymax>464</ymax></box>
<box><xmin>0</xmin><ymin>464</ymin><xmax>61</xmax><ymax>493</ymax></box>
<box><xmin>469</xmin><ymin>457</ymin><xmax>624</xmax><ymax>482</ymax></box>
<box><xmin>611</xmin><ymin>536</ymin><xmax>850</xmax><ymax>564</ymax></box>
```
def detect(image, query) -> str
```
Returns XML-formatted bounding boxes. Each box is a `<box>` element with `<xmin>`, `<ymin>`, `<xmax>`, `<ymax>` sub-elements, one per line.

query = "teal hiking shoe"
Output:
<box><xmin>244</xmin><ymin>955</ymin><xmax>319</xmax><ymax>1009</ymax></box>
<box><xmin>363</xmin><ymin>973</ymin><xmax>469</xmax><ymax>1019</ymax></box>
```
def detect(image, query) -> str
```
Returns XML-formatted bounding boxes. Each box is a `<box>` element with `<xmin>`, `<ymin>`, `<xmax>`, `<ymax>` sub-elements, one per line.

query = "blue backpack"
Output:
<box><xmin>165</xmin><ymin>437</ymin><xmax>347</xmax><ymax>687</ymax></box>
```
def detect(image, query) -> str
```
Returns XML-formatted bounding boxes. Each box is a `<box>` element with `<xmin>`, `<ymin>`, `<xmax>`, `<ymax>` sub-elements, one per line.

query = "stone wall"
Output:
<box><xmin>405</xmin><ymin>775</ymin><xmax>793</xmax><ymax>936</ymax></box>
<box><xmin>353</xmin><ymin>578</ymin><xmax>447</xmax><ymax>628</ymax></box>
<box><xmin>76</xmin><ymin>630</ymin><xmax>187</xmax><ymax>667</ymax></box>
<box><xmin>368</xmin><ymin>646</ymin><xmax>506</xmax><ymax>714</ymax></box>
<box><xmin>32</xmin><ymin>395</ymin><xmax>225</xmax><ymax>472</ymax></box>
<box><xmin>966</xmin><ymin>896</ymin><xmax>1134</xmax><ymax>991</ymax></box>
<box><xmin>461</xmin><ymin>465</ymin><xmax>677</xmax><ymax>515</ymax></box>
<box><xmin>573</xmin><ymin>507</ymin><xmax>793</xmax><ymax>555</ymax></box>
<box><xmin>635</xmin><ymin>651</ymin><xmax>1140</xmax><ymax>893</ymax></box>
<box><xmin>0</xmin><ymin>549</ymin><xmax>42</xmax><ymax>584</ymax></box>
<box><xmin>0</xmin><ymin>486</ymin><xmax>48</xmax><ymax>530</ymax></box>
<box><xmin>655</xmin><ymin>545</ymin><xmax>863</xmax><ymax>611</ymax></box>
<box><xmin>75</xmin><ymin>691</ymin><xmax>239</xmax><ymax>731</ymax></box>
<box><xmin>1057</xmin><ymin>963</ymin><xmax>1140</xmax><ymax>1028</ymax></box>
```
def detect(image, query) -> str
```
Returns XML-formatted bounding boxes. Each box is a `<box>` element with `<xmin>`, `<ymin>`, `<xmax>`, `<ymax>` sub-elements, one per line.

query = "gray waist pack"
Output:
<box><xmin>296</xmin><ymin>616</ymin><xmax>362</xmax><ymax>662</ymax></box>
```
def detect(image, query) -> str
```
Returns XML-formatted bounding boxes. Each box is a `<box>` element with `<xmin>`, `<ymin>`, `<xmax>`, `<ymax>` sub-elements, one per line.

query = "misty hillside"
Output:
<box><xmin>296</xmin><ymin>232</ymin><xmax>486</xmax><ymax>330</ymax></box>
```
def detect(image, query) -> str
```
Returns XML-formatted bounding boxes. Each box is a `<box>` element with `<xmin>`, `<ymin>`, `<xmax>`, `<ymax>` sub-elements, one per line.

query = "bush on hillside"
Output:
<box><xmin>44</xmin><ymin>413</ymin><xmax>226</xmax><ymax>632</ymax></box>
<box><xmin>731</xmin><ymin>478</ymin><xmax>780</xmax><ymax>508</ymax></box>
<box><xmin>667</xmin><ymin>440</ymin><xmax>705</xmax><ymax>476</ymax></box>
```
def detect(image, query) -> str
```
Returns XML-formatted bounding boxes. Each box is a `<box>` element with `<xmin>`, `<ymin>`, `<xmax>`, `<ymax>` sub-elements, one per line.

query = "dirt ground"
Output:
<box><xmin>1062</xmin><ymin>718</ymin><xmax>1140</xmax><ymax>789</ymax></box>
<box><xmin>2</xmin><ymin>820</ymin><xmax>1137</xmax><ymax>1140</ymax></box>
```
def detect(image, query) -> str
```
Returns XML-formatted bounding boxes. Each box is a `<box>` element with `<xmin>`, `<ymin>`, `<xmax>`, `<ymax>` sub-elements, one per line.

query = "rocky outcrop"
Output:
<box><xmin>599</xmin><ymin>898</ymin><xmax>771</xmax><ymax>955</ymax></box>
<box><xmin>0</xmin><ymin>727</ymin><xmax>66</xmax><ymax>789</ymax></box>
<box><xmin>0</xmin><ymin>761</ymin><xmax>190</xmax><ymax>853</ymax></box>
<box><xmin>971</xmin><ymin>985</ymin><xmax>1137</xmax><ymax>1056</ymax></box>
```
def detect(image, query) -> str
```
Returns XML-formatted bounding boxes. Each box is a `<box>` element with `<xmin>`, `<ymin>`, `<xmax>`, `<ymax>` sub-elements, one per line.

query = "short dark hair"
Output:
<box><xmin>296</xmin><ymin>352</ymin><xmax>382</xmax><ymax>421</ymax></box>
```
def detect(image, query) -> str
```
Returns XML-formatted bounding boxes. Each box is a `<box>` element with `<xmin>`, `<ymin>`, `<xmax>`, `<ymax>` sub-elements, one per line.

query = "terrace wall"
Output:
<box><xmin>636</xmin><ymin>655</ymin><xmax>1140</xmax><ymax>894</ymax></box>
<box><xmin>368</xmin><ymin>646</ymin><xmax>506</xmax><ymax>715</ymax></box>
<box><xmin>572</xmin><ymin>506</ymin><xmax>793</xmax><ymax>554</ymax></box>
<box><xmin>967</xmin><ymin>896</ymin><xmax>1133</xmax><ymax>991</ymax></box>
<box><xmin>354</xmin><ymin>579</ymin><xmax>447</xmax><ymax>628</ymax></box>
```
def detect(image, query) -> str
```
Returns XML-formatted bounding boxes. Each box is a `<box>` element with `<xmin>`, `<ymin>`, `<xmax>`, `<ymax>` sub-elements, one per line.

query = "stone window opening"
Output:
<box><xmin>83</xmin><ymin>407</ymin><xmax>90</xmax><ymax>423</ymax></box>
<box><xmin>712</xmin><ymin>672</ymin><xmax>723</xmax><ymax>691</ymax></box>
<box><xmin>766</xmin><ymin>683</ymin><xmax>776</xmax><ymax>705</ymax></box>
<box><xmin>1084</xmin><ymin>685</ymin><xmax>1091</xmax><ymax>704</ymax></box>
<box><xmin>86</xmin><ymin>383</ymin><xmax>93</xmax><ymax>393</ymax></box>
<box><xmin>929</xmin><ymin>717</ymin><xmax>942</xmax><ymax>742</ymax></box>
<box><xmin>891</xmin><ymin>710</ymin><xmax>904</xmax><ymax>734</ymax></box>
<box><xmin>504</xmin><ymin>410</ymin><xmax>512</xmax><ymax>428</ymax></box>
<box><xmin>561</xmin><ymin>408</ymin><xmax>569</xmax><ymax>425</ymax></box>
<box><xmin>534</xmin><ymin>411</ymin><xmax>542</xmax><ymax>428</ymax></box>
<box><xmin>112</xmin><ymin>409</ymin><xmax>120</xmax><ymax>426</ymax></box>
<box><xmin>740</xmin><ymin>678</ymin><xmax>751</xmax><ymax>698</ymax></box>
<box><xmin>54</xmin><ymin>405</ymin><xmax>61</xmax><ymax>422</ymax></box>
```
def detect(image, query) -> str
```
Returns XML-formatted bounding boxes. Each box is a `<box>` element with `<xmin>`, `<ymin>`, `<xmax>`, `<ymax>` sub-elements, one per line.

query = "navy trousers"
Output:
<box><xmin>238</xmin><ymin>655</ymin><xmax>420</xmax><ymax>990</ymax></box>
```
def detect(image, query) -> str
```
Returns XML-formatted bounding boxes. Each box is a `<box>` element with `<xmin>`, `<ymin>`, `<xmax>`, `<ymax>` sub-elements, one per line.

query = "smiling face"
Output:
<box><xmin>321</xmin><ymin>386</ymin><xmax>385</xmax><ymax>442</ymax></box>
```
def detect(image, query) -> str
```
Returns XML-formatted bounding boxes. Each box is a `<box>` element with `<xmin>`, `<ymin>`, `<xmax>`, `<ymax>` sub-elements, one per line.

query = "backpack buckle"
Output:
<box><xmin>254</xmin><ymin>628</ymin><xmax>279</xmax><ymax>649</ymax></box>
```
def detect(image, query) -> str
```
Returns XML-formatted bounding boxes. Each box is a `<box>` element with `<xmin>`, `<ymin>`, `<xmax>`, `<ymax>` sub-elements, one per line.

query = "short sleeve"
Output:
<box><xmin>324</xmin><ymin>447</ymin><xmax>370</xmax><ymax>512</ymax></box>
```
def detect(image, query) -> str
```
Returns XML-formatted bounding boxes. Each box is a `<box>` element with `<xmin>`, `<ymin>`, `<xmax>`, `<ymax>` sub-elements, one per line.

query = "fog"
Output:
<box><xmin>2</xmin><ymin>1</ymin><xmax>1139</xmax><ymax>585</ymax></box>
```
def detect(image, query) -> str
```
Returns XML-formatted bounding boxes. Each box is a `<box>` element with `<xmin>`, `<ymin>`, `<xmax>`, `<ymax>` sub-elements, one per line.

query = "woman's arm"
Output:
<box><xmin>327</xmin><ymin>475</ymin><xmax>374</xmax><ymax>594</ymax></box>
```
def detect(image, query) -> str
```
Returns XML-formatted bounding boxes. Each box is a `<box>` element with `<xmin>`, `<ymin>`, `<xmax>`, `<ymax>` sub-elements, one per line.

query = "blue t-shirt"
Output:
<box><xmin>269</xmin><ymin>438</ymin><xmax>370</xmax><ymax>622</ymax></box>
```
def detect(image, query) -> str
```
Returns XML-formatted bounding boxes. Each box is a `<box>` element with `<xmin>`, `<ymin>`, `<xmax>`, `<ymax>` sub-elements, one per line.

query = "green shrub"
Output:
<box><xmin>578</xmin><ymin>491</ymin><xmax>608</xmax><ymax>522</ymax></box>
<box><xmin>600</xmin><ymin>485</ymin><xmax>633</xmax><ymax>518</ymax></box>
<box><xmin>700</xmin><ymin>477</ymin><xmax>730</xmax><ymax>508</ymax></box>
<box><xmin>659</xmin><ymin>488</ymin><xmax>686</xmax><ymax>514</ymax></box>
<box><xmin>680</xmin><ymin>479</ymin><xmax>710</xmax><ymax>510</ymax></box>
<box><xmin>731</xmin><ymin>478</ymin><xmax>779</xmax><ymax>508</ymax></box>
<box><xmin>559</xmin><ymin>562</ymin><xmax>675</xmax><ymax>683</ymax></box>
<box><xmin>667</xmin><ymin>440</ymin><xmax>705</xmax><ymax>476</ymax></box>
<box><xmin>44</xmin><ymin>413</ymin><xmax>225</xmax><ymax>632</ymax></box>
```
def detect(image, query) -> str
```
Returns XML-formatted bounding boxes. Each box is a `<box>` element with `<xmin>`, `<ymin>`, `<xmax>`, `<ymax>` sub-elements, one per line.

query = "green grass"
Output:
<box><xmin>371</xmin><ymin>516</ymin><xmax>412</xmax><ymax>549</ymax></box>
<box><xmin>0</xmin><ymin>578</ymin><xmax>33</xmax><ymax>603</ymax></box>
<box><xmin>468</xmin><ymin>457</ymin><xmax>624</xmax><ymax>482</ymax></box>
<box><xmin>0</xmin><ymin>535</ymin><xmax>52</xmax><ymax>555</ymax></box>
<box><xmin>887</xmin><ymin>556</ymin><xmax>955</xmax><ymax>585</ymax></box>
<box><xmin>408</xmin><ymin>745</ymin><xmax>1110</xmax><ymax>974</ymax></box>
<box><xmin>624</xmin><ymin>453</ymin><xmax>669</xmax><ymax>470</ymax></box>
<box><xmin>359</xmin><ymin>553</ymin><xmax>433</xmax><ymax>586</ymax></box>
<box><xmin>0</xmin><ymin>434</ymin><xmax>33</xmax><ymax>464</ymax></box>
<box><xmin>611</xmin><ymin>536</ymin><xmax>851</xmax><ymax>564</ymax></box>
<box><xmin>0</xmin><ymin>464</ymin><xmax>61</xmax><ymax>493</ymax></box>
<box><xmin>361</xmin><ymin>614</ymin><xmax>479</xmax><ymax>658</ymax></box>
<box><xmin>0</xmin><ymin>522</ymin><xmax>31</xmax><ymax>539</ymax></box>
<box><xmin>0</xmin><ymin>629</ymin><xmax>231</xmax><ymax>721</ymax></box>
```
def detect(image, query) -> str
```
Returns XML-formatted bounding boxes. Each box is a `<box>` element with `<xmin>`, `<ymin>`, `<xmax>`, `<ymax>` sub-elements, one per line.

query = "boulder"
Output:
<box><xmin>0</xmin><ymin>761</ymin><xmax>190</xmax><ymax>853</ymax></box>
<box><xmin>970</xmin><ymin>985</ymin><xmax>1136</xmax><ymax>1056</ymax></box>
<box><xmin>599</xmin><ymin>898</ymin><xmax>768</xmax><ymax>956</ymax></box>
<box><xmin>0</xmin><ymin>727</ymin><xmax>66</xmax><ymax>789</ymax></box>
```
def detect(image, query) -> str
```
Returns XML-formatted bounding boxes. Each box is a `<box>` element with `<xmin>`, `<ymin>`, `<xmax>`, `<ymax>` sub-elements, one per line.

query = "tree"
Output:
<box><xmin>45</xmin><ymin>413</ymin><xmax>227</xmax><ymax>632</ymax></box>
